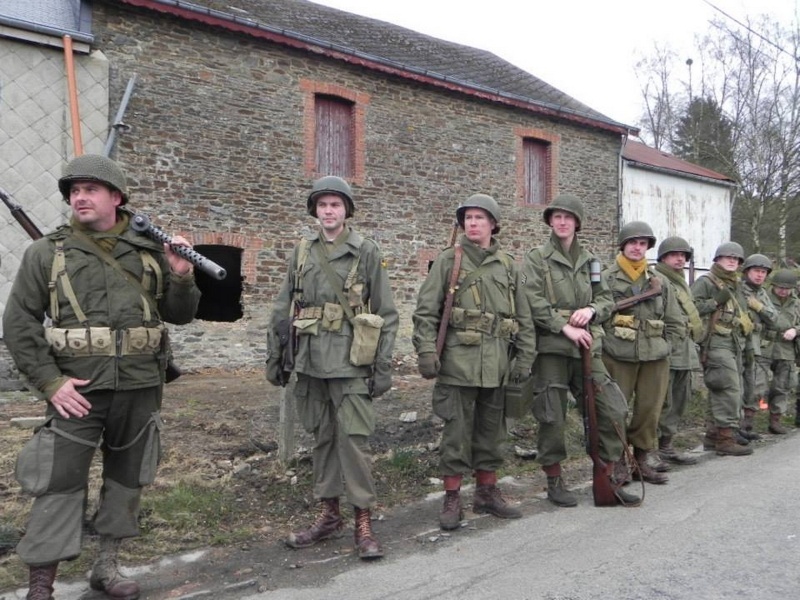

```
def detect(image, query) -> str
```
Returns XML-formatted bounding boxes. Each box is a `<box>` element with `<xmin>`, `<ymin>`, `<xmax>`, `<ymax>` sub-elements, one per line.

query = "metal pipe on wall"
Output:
<box><xmin>63</xmin><ymin>34</ymin><xmax>83</xmax><ymax>156</ymax></box>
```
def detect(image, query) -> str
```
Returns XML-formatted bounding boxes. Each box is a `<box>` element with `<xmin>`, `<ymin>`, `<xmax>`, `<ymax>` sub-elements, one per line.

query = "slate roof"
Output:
<box><xmin>623</xmin><ymin>140</ymin><xmax>736</xmax><ymax>185</ymax></box>
<box><xmin>1</xmin><ymin>0</ymin><xmax>634</xmax><ymax>133</ymax></box>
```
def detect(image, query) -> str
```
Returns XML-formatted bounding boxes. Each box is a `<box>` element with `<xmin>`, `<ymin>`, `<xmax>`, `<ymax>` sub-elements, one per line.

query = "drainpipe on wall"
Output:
<box><xmin>616</xmin><ymin>132</ymin><xmax>628</xmax><ymax>259</ymax></box>
<box><xmin>63</xmin><ymin>34</ymin><xmax>84</xmax><ymax>157</ymax></box>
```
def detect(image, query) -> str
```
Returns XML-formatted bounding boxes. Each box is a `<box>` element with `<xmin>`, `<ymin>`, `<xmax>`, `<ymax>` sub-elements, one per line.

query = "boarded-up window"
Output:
<box><xmin>315</xmin><ymin>95</ymin><xmax>355</xmax><ymax>177</ymax></box>
<box><xmin>522</xmin><ymin>138</ymin><xmax>550</xmax><ymax>205</ymax></box>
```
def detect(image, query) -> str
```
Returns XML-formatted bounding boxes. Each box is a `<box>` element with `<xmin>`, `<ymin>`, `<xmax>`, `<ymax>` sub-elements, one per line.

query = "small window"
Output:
<box><xmin>315</xmin><ymin>95</ymin><xmax>355</xmax><ymax>178</ymax></box>
<box><xmin>522</xmin><ymin>138</ymin><xmax>550</xmax><ymax>205</ymax></box>
<box><xmin>193</xmin><ymin>245</ymin><xmax>243</xmax><ymax>322</ymax></box>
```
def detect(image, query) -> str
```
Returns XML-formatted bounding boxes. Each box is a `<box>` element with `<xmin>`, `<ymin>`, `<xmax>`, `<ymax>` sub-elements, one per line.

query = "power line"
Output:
<box><xmin>701</xmin><ymin>0</ymin><xmax>796</xmax><ymax>61</ymax></box>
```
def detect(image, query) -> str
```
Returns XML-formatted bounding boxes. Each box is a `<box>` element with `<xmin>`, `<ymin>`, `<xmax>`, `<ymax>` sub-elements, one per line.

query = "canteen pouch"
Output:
<box><xmin>349</xmin><ymin>313</ymin><xmax>384</xmax><ymax>366</ymax></box>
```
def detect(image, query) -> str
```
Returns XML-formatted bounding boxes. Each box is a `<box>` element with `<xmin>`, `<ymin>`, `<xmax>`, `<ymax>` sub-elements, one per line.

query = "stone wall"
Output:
<box><xmin>1</xmin><ymin>2</ymin><xmax>624</xmax><ymax>376</ymax></box>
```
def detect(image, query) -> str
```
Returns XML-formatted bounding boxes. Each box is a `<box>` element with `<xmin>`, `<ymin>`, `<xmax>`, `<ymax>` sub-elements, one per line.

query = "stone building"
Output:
<box><xmin>0</xmin><ymin>0</ymin><xmax>636</xmax><ymax>373</ymax></box>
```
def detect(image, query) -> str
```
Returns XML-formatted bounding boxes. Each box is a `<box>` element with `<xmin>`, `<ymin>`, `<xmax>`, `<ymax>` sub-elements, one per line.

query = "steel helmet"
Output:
<box><xmin>742</xmin><ymin>253</ymin><xmax>772</xmax><ymax>273</ymax></box>
<box><xmin>713</xmin><ymin>242</ymin><xmax>745</xmax><ymax>264</ymax></box>
<box><xmin>618</xmin><ymin>221</ymin><xmax>656</xmax><ymax>250</ymax></box>
<box><xmin>58</xmin><ymin>154</ymin><xmax>129</xmax><ymax>204</ymax></box>
<box><xmin>307</xmin><ymin>176</ymin><xmax>355</xmax><ymax>218</ymax></box>
<box><xmin>657</xmin><ymin>236</ymin><xmax>693</xmax><ymax>261</ymax></box>
<box><xmin>543</xmin><ymin>195</ymin><xmax>584</xmax><ymax>232</ymax></box>
<box><xmin>456</xmin><ymin>193</ymin><xmax>501</xmax><ymax>234</ymax></box>
<box><xmin>771</xmin><ymin>269</ymin><xmax>798</xmax><ymax>289</ymax></box>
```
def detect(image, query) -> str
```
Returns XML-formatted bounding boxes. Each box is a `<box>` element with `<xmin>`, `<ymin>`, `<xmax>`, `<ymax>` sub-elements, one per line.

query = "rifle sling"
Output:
<box><xmin>436</xmin><ymin>244</ymin><xmax>463</xmax><ymax>356</ymax></box>
<box><xmin>312</xmin><ymin>243</ymin><xmax>357</xmax><ymax>322</ymax></box>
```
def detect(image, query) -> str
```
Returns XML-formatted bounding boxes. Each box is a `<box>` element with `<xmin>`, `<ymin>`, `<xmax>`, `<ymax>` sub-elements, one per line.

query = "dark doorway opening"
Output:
<box><xmin>193</xmin><ymin>245</ymin><xmax>243</xmax><ymax>322</ymax></box>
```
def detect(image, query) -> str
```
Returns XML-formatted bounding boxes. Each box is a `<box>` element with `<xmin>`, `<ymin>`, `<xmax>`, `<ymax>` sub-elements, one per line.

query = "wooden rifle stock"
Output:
<box><xmin>0</xmin><ymin>187</ymin><xmax>44</xmax><ymax>240</ymax></box>
<box><xmin>612</xmin><ymin>276</ymin><xmax>662</xmax><ymax>313</ymax></box>
<box><xmin>581</xmin><ymin>343</ymin><xmax>617</xmax><ymax>507</ymax></box>
<box><xmin>436</xmin><ymin>243</ymin><xmax>462</xmax><ymax>357</ymax></box>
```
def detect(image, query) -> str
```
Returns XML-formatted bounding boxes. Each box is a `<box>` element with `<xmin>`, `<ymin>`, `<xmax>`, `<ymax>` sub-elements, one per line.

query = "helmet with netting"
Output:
<box><xmin>58</xmin><ymin>154</ymin><xmax>129</xmax><ymax>204</ymax></box>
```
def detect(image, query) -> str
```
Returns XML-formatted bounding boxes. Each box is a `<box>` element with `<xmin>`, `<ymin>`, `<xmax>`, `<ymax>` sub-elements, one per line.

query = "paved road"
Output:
<box><xmin>251</xmin><ymin>434</ymin><xmax>800</xmax><ymax>600</ymax></box>
<box><xmin>6</xmin><ymin>434</ymin><xmax>799</xmax><ymax>599</ymax></box>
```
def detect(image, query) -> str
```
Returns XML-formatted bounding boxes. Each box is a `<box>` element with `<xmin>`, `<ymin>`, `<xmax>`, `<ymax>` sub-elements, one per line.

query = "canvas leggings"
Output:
<box><xmin>432</xmin><ymin>383</ymin><xmax>505</xmax><ymax>476</ymax></box>
<box><xmin>294</xmin><ymin>374</ymin><xmax>377</xmax><ymax>509</ymax></box>
<box><xmin>533</xmin><ymin>353</ymin><xmax>628</xmax><ymax>467</ymax></box>
<box><xmin>16</xmin><ymin>386</ymin><xmax>162</xmax><ymax>567</ymax></box>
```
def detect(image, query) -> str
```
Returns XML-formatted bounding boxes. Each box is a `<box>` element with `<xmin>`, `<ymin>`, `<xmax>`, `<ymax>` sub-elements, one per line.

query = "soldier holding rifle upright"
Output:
<box><xmin>267</xmin><ymin>176</ymin><xmax>398</xmax><ymax>560</ymax></box>
<box><xmin>4</xmin><ymin>154</ymin><xmax>201</xmax><ymax>600</ymax></box>
<box><xmin>412</xmin><ymin>193</ymin><xmax>536</xmax><ymax>530</ymax></box>
<box><xmin>520</xmin><ymin>195</ymin><xmax>639</xmax><ymax>508</ymax></box>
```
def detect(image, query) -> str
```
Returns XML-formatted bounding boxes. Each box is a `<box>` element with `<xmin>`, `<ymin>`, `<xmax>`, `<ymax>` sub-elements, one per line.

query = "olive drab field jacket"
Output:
<box><xmin>741</xmin><ymin>281</ymin><xmax>787</xmax><ymax>357</ymax></box>
<box><xmin>412</xmin><ymin>235</ymin><xmax>536</xmax><ymax>388</ymax></box>
<box><xmin>763</xmin><ymin>290</ymin><xmax>800</xmax><ymax>361</ymax></box>
<box><xmin>268</xmin><ymin>226</ymin><xmax>398</xmax><ymax>379</ymax></box>
<box><xmin>3</xmin><ymin>222</ymin><xmax>201</xmax><ymax>397</ymax></box>
<box><xmin>602</xmin><ymin>262</ymin><xmax>682</xmax><ymax>362</ymax></box>
<box><xmin>691</xmin><ymin>273</ymin><xmax>750</xmax><ymax>352</ymax></box>
<box><xmin>521</xmin><ymin>236</ymin><xmax>613</xmax><ymax>358</ymax></box>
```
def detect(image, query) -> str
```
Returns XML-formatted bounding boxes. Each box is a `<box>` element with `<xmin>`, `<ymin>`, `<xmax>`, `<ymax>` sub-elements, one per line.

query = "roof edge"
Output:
<box><xmin>117</xmin><ymin>0</ymin><xmax>636</xmax><ymax>136</ymax></box>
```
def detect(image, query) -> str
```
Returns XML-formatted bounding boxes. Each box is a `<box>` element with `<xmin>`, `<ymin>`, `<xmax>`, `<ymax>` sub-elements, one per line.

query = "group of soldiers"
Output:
<box><xmin>6</xmin><ymin>157</ymin><xmax>799</xmax><ymax>599</ymax></box>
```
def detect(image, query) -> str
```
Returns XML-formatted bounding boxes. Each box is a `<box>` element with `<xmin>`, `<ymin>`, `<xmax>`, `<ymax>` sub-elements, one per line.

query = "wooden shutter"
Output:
<box><xmin>523</xmin><ymin>138</ymin><xmax>549</xmax><ymax>205</ymax></box>
<box><xmin>315</xmin><ymin>95</ymin><xmax>354</xmax><ymax>177</ymax></box>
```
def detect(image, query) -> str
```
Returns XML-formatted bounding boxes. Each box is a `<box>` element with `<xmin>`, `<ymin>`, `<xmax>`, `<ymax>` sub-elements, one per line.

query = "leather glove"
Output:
<box><xmin>713</xmin><ymin>287</ymin><xmax>732</xmax><ymax>306</ymax></box>
<box><xmin>369</xmin><ymin>362</ymin><xmax>392</xmax><ymax>398</ymax></box>
<box><xmin>265</xmin><ymin>356</ymin><xmax>286</xmax><ymax>387</ymax></box>
<box><xmin>747</xmin><ymin>296</ymin><xmax>764</xmax><ymax>313</ymax></box>
<box><xmin>417</xmin><ymin>352</ymin><xmax>440</xmax><ymax>379</ymax></box>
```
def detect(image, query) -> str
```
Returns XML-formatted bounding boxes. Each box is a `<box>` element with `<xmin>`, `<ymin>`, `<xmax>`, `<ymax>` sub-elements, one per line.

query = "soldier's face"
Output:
<box><xmin>774</xmin><ymin>286</ymin><xmax>792</xmax><ymax>299</ymax></box>
<box><xmin>549</xmin><ymin>210</ymin><xmax>577</xmax><ymax>241</ymax></box>
<box><xmin>660</xmin><ymin>251</ymin><xmax>687</xmax><ymax>271</ymax></box>
<box><xmin>463</xmin><ymin>208</ymin><xmax>494</xmax><ymax>249</ymax></box>
<box><xmin>69</xmin><ymin>181</ymin><xmax>121</xmax><ymax>232</ymax></box>
<box><xmin>716</xmin><ymin>256</ymin><xmax>741</xmax><ymax>272</ymax></box>
<box><xmin>622</xmin><ymin>238</ymin><xmax>649</xmax><ymax>261</ymax></box>
<box><xmin>315</xmin><ymin>194</ymin><xmax>347</xmax><ymax>238</ymax></box>
<box><xmin>745</xmin><ymin>267</ymin><xmax>769</xmax><ymax>286</ymax></box>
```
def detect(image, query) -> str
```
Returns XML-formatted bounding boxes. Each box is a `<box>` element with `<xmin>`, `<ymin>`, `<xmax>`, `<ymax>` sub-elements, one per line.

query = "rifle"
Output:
<box><xmin>436</xmin><ymin>243</ymin><xmax>463</xmax><ymax>357</ymax></box>
<box><xmin>0</xmin><ymin>187</ymin><xmax>44</xmax><ymax>240</ymax></box>
<box><xmin>612</xmin><ymin>276</ymin><xmax>662</xmax><ymax>313</ymax></box>
<box><xmin>581</xmin><ymin>342</ymin><xmax>617</xmax><ymax>507</ymax></box>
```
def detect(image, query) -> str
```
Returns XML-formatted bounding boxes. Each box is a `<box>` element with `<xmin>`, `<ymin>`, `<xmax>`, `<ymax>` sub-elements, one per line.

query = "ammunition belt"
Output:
<box><xmin>45</xmin><ymin>326</ymin><xmax>164</xmax><ymax>357</ymax></box>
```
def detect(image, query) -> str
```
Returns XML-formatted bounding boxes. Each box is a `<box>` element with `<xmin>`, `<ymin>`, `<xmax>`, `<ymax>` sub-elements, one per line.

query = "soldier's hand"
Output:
<box><xmin>417</xmin><ymin>352</ymin><xmax>440</xmax><ymax>379</ymax></box>
<box><xmin>747</xmin><ymin>296</ymin><xmax>764</xmax><ymax>313</ymax></box>
<box><xmin>510</xmin><ymin>364</ymin><xmax>531</xmax><ymax>384</ymax></box>
<box><xmin>783</xmin><ymin>328</ymin><xmax>798</xmax><ymax>342</ymax></box>
<box><xmin>569</xmin><ymin>306</ymin><xmax>595</xmax><ymax>328</ymax></box>
<box><xmin>562</xmin><ymin>324</ymin><xmax>592</xmax><ymax>349</ymax></box>
<box><xmin>165</xmin><ymin>236</ymin><xmax>194</xmax><ymax>276</ymax></box>
<box><xmin>49</xmin><ymin>378</ymin><xmax>92</xmax><ymax>419</ymax></box>
<box><xmin>369</xmin><ymin>362</ymin><xmax>392</xmax><ymax>398</ymax></box>
<box><xmin>714</xmin><ymin>287</ymin><xmax>732</xmax><ymax>306</ymax></box>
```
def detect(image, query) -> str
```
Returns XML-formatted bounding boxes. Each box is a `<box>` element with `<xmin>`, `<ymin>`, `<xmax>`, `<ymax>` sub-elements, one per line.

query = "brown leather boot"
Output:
<box><xmin>472</xmin><ymin>471</ymin><xmax>522</xmax><ymax>518</ymax></box>
<box><xmin>89</xmin><ymin>537</ymin><xmax>140</xmax><ymax>600</ymax></box>
<box><xmin>285</xmin><ymin>497</ymin><xmax>344</xmax><ymax>549</ymax></box>
<box><xmin>439</xmin><ymin>475</ymin><xmax>463</xmax><ymax>530</ymax></box>
<box><xmin>27</xmin><ymin>563</ymin><xmax>57</xmax><ymax>600</ymax></box>
<box><xmin>632</xmin><ymin>448</ymin><xmax>668</xmax><ymax>484</ymax></box>
<box><xmin>769</xmin><ymin>412</ymin><xmax>788</xmax><ymax>435</ymax></box>
<box><xmin>353</xmin><ymin>507</ymin><xmax>383</xmax><ymax>559</ymax></box>
<box><xmin>542</xmin><ymin>463</ymin><xmax>577</xmax><ymax>507</ymax></box>
<box><xmin>607</xmin><ymin>462</ymin><xmax>641</xmax><ymax>507</ymax></box>
<box><xmin>703</xmin><ymin>425</ymin><xmax>717</xmax><ymax>450</ymax></box>
<box><xmin>716</xmin><ymin>427</ymin><xmax>754</xmax><ymax>456</ymax></box>
<box><xmin>740</xmin><ymin>408</ymin><xmax>762</xmax><ymax>440</ymax></box>
<box><xmin>658</xmin><ymin>435</ymin><xmax>698</xmax><ymax>465</ymax></box>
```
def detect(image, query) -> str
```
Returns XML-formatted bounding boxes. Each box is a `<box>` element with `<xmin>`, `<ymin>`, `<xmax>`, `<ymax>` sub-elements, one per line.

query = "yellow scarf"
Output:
<box><xmin>616</xmin><ymin>254</ymin><xmax>648</xmax><ymax>282</ymax></box>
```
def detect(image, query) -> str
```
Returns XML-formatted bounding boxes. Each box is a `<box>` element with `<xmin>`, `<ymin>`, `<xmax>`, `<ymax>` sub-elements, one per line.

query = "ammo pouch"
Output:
<box><xmin>15</xmin><ymin>416</ymin><xmax>101</xmax><ymax>496</ymax></box>
<box><xmin>294</xmin><ymin>318</ymin><xmax>320</xmax><ymax>336</ymax></box>
<box><xmin>450</xmin><ymin>307</ymin><xmax>518</xmax><ymax>340</ymax></box>
<box><xmin>45</xmin><ymin>326</ymin><xmax>164</xmax><ymax>357</ymax></box>
<box><xmin>322</xmin><ymin>302</ymin><xmax>344</xmax><ymax>332</ymax></box>
<box><xmin>349</xmin><ymin>313</ymin><xmax>385</xmax><ymax>366</ymax></box>
<box><xmin>504</xmin><ymin>377</ymin><xmax>535</xmax><ymax>419</ymax></box>
<box><xmin>611</xmin><ymin>314</ymin><xmax>638</xmax><ymax>342</ymax></box>
<box><xmin>644</xmin><ymin>319</ymin><xmax>665</xmax><ymax>338</ymax></box>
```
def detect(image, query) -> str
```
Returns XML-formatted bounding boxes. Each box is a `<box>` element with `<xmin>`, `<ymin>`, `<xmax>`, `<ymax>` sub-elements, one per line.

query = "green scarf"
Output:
<box><xmin>70</xmin><ymin>211</ymin><xmax>130</xmax><ymax>252</ymax></box>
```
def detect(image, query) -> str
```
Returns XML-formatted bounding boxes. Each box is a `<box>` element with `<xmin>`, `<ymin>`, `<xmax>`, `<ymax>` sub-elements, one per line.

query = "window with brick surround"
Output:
<box><xmin>315</xmin><ymin>95</ymin><xmax>355</xmax><ymax>177</ymax></box>
<box><xmin>301</xmin><ymin>80</ymin><xmax>368</xmax><ymax>183</ymax></box>
<box><xmin>516</xmin><ymin>128</ymin><xmax>559</xmax><ymax>207</ymax></box>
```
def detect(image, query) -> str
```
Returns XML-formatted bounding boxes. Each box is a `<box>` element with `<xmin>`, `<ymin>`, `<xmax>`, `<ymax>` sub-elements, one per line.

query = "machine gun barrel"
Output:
<box><xmin>130</xmin><ymin>213</ymin><xmax>227</xmax><ymax>280</ymax></box>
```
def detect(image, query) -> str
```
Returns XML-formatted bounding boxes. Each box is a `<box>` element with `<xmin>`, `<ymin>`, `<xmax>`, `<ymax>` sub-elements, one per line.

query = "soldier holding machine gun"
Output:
<box><xmin>3</xmin><ymin>154</ymin><xmax>201</xmax><ymax>600</ymax></box>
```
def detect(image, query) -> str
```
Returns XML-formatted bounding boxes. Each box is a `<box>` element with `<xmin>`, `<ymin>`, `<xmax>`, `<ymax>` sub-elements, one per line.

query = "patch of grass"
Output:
<box><xmin>374</xmin><ymin>448</ymin><xmax>438</xmax><ymax>505</ymax></box>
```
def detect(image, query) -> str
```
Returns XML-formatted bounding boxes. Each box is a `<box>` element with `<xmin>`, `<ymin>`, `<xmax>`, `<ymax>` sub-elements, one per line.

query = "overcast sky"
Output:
<box><xmin>309</xmin><ymin>0</ymin><xmax>798</xmax><ymax>127</ymax></box>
